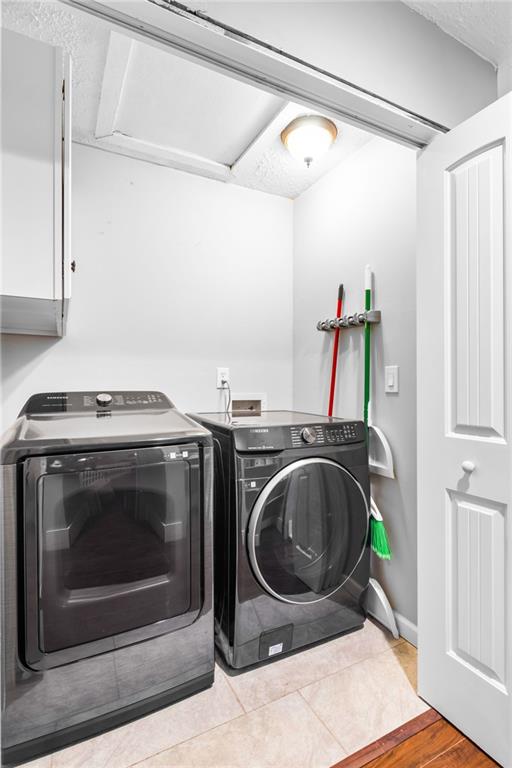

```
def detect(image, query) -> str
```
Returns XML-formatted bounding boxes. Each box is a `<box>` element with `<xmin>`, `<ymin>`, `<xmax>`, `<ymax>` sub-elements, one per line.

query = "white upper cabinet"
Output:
<box><xmin>1</xmin><ymin>29</ymin><xmax>71</xmax><ymax>337</ymax></box>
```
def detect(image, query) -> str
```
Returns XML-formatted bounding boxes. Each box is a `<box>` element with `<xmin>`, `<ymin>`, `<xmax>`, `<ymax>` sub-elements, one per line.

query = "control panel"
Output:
<box><xmin>21</xmin><ymin>391</ymin><xmax>172</xmax><ymax>415</ymax></box>
<box><xmin>291</xmin><ymin>423</ymin><xmax>363</xmax><ymax>447</ymax></box>
<box><xmin>325</xmin><ymin>423</ymin><xmax>359</xmax><ymax>443</ymax></box>
<box><xmin>234</xmin><ymin>420</ymin><xmax>365</xmax><ymax>452</ymax></box>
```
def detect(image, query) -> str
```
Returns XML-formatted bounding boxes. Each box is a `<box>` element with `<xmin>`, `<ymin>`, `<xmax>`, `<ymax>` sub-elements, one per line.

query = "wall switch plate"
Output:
<box><xmin>216</xmin><ymin>367</ymin><xmax>230</xmax><ymax>389</ymax></box>
<box><xmin>385</xmin><ymin>365</ymin><xmax>399</xmax><ymax>393</ymax></box>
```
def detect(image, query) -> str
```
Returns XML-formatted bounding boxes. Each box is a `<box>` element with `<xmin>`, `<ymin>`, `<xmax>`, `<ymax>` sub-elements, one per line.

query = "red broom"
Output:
<box><xmin>327</xmin><ymin>284</ymin><xmax>344</xmax><ymax>417</ymax></box>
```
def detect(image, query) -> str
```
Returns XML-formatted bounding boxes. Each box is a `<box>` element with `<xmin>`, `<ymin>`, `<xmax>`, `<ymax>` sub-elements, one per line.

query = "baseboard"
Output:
<box><xmin>394</xmin><ymin>611</ymin><xmax>418</xmax><ymax>647</ymax></box>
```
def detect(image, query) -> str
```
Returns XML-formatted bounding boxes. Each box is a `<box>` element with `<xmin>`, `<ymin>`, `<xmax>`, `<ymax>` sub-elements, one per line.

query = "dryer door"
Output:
<box><xmin>247</xmin><ymin>458</ymin><xmax>369</xmax><ymax>604</ymax></box>
<box><xmin>23</xmin><ymin>444</ymin><xmax>203</xmax><ymax>669</ymax></box>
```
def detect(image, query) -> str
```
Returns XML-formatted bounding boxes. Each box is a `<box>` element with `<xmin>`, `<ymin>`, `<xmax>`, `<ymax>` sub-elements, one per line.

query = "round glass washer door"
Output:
<box><xmin>247</xmin><ymin>457</ymin><xmax>369</xmax><ymax>605</ymax></box>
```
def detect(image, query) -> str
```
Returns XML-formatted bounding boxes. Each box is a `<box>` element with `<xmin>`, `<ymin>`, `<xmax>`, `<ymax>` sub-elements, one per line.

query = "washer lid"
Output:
<box><xmin>192</xmin><ymin>410</ymin><xmax>347</xmax><ymax>429</ymax></box>
<box><xmin>247</xmin><ymin>457</ymin><xmax>369</xmax><ymax>605</ymax></box>
<box><xmin>2</xmin><ymin>391</ymin><xmax>211</xmax><ymax>464</ymax></box>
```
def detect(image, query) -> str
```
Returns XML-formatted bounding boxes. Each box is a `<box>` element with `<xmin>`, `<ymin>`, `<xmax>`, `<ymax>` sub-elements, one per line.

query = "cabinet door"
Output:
<box><xmin>1</xmin><ymin>30</ymin><xmax>71</xmax><ymax>336</ymax></box>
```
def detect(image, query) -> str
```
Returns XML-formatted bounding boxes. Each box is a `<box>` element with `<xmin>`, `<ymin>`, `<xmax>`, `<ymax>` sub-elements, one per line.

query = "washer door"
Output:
<box><xmin>247</xmin><ymin>458</ymin><xmax>369</xmax><ymax>604</ymax></box>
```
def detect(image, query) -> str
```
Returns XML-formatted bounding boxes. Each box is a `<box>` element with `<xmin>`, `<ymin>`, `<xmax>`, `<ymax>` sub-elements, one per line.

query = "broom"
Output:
<box><xmin>370</xmin><ymin>498</ymin><xmax>392</xmax><ymax>560</ymax></box>
<box><xmin>328</xmin><ymin>284</ymin><xmax>344</xmax><ymax>417</ymax></box>
<box><xmin>364</xmin><ymin>265</ymin><xmax>392</xmax><ymax>560</ymax></box>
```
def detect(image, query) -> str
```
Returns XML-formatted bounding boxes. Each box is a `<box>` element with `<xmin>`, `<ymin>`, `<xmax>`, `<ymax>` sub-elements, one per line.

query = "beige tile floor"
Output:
<box><xmin>21</xmin><ymin>620</ymin><xmax>427</xmax><ymax>768</ymax></box>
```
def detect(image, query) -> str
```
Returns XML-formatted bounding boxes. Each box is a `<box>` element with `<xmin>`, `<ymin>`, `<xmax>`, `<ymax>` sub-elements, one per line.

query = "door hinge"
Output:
<box><xmin>71</xmin><ymin>260</ymin><xmax>76</xmax><ymax>273</ymax></box>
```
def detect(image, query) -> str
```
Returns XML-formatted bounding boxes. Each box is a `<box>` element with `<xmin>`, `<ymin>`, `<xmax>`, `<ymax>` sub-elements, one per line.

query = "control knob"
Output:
<box><xmin>96</xmin><ymin>392</ymin><xmax>113</xmax><ymax>408</ymax></box>
<box><xmin>301</xmin><ymin>426</ymin><xmax>317</xmax><ymax>444</ymax></box>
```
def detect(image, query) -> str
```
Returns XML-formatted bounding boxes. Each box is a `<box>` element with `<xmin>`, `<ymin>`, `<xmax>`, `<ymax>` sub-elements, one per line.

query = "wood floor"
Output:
<box><xmin>332</xmin><ymin>709</ymin><xmax>500</xmax><ymax>768</ymax></box>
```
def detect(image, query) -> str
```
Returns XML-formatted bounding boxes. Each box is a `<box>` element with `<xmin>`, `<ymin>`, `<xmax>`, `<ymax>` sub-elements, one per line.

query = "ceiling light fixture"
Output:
<box><xmin>281</xmin><ymin>115</ymin><xmax>338</xmax><ymax>168</ymax></box>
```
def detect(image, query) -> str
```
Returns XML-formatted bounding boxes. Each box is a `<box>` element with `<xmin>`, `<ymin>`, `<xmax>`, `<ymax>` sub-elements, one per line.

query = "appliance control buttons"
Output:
<box><xmin>96</xmin><ymin>393</ymin><xmax>113</xmax><ymax>407</ymax></box>
<box><xmin>301</xmin><ymin>426</ymin><xmax>317</xmax><ymax>444</ymax></box>
<box><xmin>326</xmin><ymin>423</ymin><xmax>359</xmax><ymax>443</ymax></box>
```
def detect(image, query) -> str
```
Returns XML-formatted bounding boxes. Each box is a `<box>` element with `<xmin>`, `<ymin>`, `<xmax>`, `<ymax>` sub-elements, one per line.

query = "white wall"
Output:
<box><xmin>1</xmin><ymin>144</ymin><xmax>294</xmax><ymax>427</ymax></box>
<box><xmin>293</xmin><ymin>137</ymin><xmax>418</xmax><ymax>634</ymax></box>
<box><xmin>207</xmin><ymin>1</ymin><xmax>496</xmax><ymax>128</ymax></box>
<box><xmin>498</xmin><ymin>58</ymin><xmax>512</xmax><ymax>97</ymax></box>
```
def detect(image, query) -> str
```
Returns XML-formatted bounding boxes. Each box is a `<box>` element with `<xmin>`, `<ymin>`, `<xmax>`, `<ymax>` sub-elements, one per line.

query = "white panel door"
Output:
<box><xmin>417</xmin><ymin>92</ymin><xmax>512</xmax><ymax>766</ymax></box>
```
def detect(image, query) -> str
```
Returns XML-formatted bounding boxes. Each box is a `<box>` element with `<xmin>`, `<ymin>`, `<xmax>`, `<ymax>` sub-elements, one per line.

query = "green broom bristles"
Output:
<box><xmin>371</xmin><ymin>517</ymin><xmax>392</xmax><ymax>560</ymax></box>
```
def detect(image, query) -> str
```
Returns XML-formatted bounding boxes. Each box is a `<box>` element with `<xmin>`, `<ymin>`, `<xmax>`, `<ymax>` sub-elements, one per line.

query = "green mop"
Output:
<box><xmin>364</xmin><ymin>265</ymin><xmax>392</xmax><ymax>560</ymax></box>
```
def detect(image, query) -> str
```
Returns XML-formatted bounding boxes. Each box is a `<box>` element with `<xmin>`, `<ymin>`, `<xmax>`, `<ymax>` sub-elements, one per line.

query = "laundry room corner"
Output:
<box><xmin>2</xmin><ymin>0</ymin><xmax>510</xmax><ymax>765</ymax></box>
<box><xmin>292</xmin><ymin>136</ymin><xmax>418</xmax><ymax>643</ymax></box>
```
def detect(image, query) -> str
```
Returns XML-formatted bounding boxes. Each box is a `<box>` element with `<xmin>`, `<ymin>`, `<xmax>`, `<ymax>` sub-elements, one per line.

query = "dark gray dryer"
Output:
<box><xmin>190</xmin><ymin>410</ymin><xmax>370</xmax><ymax>670</ymax></box>
<box><xmin>1</xmin><ymin>391</ymin><xmax>213</xmax><ymax>766</ymax></box>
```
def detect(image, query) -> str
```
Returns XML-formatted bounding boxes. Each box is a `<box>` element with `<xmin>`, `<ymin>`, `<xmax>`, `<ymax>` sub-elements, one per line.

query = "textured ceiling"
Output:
<box><xmin>401</xmin><ymin>0</ymin><xmax>512</xmax><ymax>67</ymax></box>
<box><xmin>2</xmin><ymin>0</ymin><xmax>112</xmax><ymax>145</ymax></box>
<box><xmin>1</xmin><ymin>0</ymin><xmax>372</xmax><ymax>198</ymax></box>
<box><xmin>232</xmin><ymin>103</ymin><xmax>372</xmax><ymax>199</ymax></box>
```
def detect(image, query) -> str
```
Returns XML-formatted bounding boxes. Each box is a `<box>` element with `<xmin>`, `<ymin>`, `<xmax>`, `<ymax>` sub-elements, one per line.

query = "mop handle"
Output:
<box><xmin>328</xmin><ymin>283</ymin><xmax>344</xmax><ymax>417</ymax></box>
<box><xmin>363</xmin><ymin>266</ymin><xmax>372</xmax><ymax>426</ymax></box>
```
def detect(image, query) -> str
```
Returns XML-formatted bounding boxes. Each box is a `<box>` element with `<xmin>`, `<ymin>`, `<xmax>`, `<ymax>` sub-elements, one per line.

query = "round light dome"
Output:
<box><xmin>281</xmin><ymin>115</ymin><xmax>338</xmax><ymax>168</ymax></box>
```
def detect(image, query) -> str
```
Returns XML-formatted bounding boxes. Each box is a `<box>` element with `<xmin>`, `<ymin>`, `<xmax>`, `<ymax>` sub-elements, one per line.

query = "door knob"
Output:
<box><xmin>461</xmin><ymin>460</ymin><xmax>476</xmax><ymax>473</ymax></box>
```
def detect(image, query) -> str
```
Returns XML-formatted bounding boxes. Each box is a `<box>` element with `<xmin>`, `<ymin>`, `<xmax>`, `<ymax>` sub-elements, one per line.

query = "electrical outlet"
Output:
<box><xmin>216</xmin><ymin>367</ymin><xmax>230</xmax><ymax>389</ymax></box>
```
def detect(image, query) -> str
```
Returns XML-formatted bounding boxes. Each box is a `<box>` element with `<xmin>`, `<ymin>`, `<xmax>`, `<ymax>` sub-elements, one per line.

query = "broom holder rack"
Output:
<box><xmin>316</xmin><ymin>309</ymin><xmax>381</xmax><ymax>332</ymax></box>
